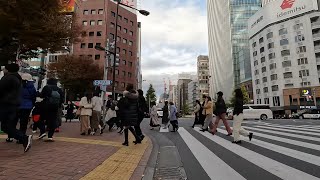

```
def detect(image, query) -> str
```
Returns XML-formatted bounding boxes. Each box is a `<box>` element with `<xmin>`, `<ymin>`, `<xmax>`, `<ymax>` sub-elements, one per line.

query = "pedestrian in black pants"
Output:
<box><xmin>135</xmin><ymin>89</ymin><xmax>147</xmax><ymax>140</ymax></box>
<box><xmin>0</xmin><ymin>64</ymin><xmax>33</xmax><ymax>152</ymax></box>
<box><xmin>40</xmin><ymin>78</ymin><xmax>63</xmax><ymax>142</ymax></box>
<box><xmin>32</xmin><ymin>97</ymin><xmax>47</xmax><ymax>139</ymax></box>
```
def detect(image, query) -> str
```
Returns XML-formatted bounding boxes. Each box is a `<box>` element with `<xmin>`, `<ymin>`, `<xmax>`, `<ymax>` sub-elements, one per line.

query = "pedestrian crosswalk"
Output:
<box><xmin>177</xmin><ymin>123</ymin><xmax>320</xmax><ymax>180</ymax></box>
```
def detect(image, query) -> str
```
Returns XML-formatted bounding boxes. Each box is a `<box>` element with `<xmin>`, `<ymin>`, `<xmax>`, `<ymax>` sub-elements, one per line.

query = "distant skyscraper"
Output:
<box><xmin>197</xmin><ymin>55</ymin><xmax>209</xmax><ymax>101</ymax></box>
<box><xmin>207</xmin><ymin>0</ymin><xmax>261</xmax><ymax>101</ymax></box>
<box><xmin>261</xmin><ymin>0</ymin><xmax>276</xmax><ymax>7</ymax></box>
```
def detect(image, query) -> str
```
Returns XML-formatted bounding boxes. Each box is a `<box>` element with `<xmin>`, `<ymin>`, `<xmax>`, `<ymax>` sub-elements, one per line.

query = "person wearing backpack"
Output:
<box><xmin>40</xmin><ymin>78</ymin><xmax>63</xmax><ymax>142</ymax></box>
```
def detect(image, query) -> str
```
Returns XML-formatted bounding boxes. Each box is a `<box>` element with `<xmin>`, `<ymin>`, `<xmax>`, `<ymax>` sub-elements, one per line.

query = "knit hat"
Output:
<box><xmin>5</xmin><ymin>63</ymin><xmax>19</xmax><ymax>73</ymax></box>
<box><xmin>21</xmin><ymin>73</ymin><xmax>33</xmax><ymax>82</ymax></box>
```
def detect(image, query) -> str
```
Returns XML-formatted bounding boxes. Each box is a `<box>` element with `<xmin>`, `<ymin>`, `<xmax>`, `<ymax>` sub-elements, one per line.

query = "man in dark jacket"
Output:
<box><xmin>40</xmin><ymin>78</ymin><xmax>64</xmax><ymax>141</ymax></box>
<box><xmin>0</xmin><ymin>64</ymin><xmax>32</xmax><ymax>152</ymax></box>
<box><xmin>135</xmin><ymin>89</ymin><xmax>147</xmax><ymax>140</ymax></box>
<box><xmin>211</xmin><ymin>91</ymin><xmax>232</xmax><ymax>135</ymax></box>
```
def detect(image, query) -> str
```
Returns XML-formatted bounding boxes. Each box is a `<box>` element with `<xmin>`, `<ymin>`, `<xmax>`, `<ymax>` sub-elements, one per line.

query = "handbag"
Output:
<box><xmin>32</xmin><ymin>115</ymin><xmax>40</xmax><ymax>122</ymax></box>
<box><xmin>76</xmin><ymin>108</ymin><xmax>81</xmax><ymax>116</ymax></box>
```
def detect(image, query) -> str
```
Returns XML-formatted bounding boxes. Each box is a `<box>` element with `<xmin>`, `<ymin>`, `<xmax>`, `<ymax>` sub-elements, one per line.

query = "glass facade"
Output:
<box><xmin>230</xmin><ymin>0</ymin><xmax>261</xmax><ymax>87</ymax></box>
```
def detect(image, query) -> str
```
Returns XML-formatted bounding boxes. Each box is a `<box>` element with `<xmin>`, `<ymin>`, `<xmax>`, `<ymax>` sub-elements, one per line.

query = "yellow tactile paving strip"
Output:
<box><xmin>80</xmin><ymin>136</ymin><xmax>150</xmax><ymax>180</ymax></box>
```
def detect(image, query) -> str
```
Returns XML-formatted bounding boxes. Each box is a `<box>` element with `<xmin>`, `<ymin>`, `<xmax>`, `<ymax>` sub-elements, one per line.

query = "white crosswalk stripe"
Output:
<box><xmin>176</xmin><ymin>124</ymin><xmax>320</xmax><ymax>180</ymax></box>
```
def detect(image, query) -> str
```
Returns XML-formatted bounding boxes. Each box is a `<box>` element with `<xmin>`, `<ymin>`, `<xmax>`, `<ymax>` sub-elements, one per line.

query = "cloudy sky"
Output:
<box><xmin>138</xmin><ymin>0</ymin><xmax>208</xmax><ymax>97</ymax></box>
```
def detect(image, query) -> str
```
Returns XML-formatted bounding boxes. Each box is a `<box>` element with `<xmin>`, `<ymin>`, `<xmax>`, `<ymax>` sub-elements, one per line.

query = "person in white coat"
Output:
<box><xmin>149</xmin><ymin>102</ymin><xmax>161</xmax><ymax>130</ymax></box>
<box><xmin>79</xmin><ymin>93</ymin><xmax>93</xmax><ymax>135</ymax></box>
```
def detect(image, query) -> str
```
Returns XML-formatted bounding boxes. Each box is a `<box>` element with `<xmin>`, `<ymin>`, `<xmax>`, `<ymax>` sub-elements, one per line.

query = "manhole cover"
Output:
<box><xmin>154</xmin><ymin>167</ymin><xmax>187</xmax><ymax>180</ymax></box>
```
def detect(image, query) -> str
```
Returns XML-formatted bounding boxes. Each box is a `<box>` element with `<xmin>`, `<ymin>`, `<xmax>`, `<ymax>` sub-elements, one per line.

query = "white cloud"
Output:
<box><xmin>138</xmin><ymin>0</ymin><xmax>208</xmax><ymax>95</ymax></box>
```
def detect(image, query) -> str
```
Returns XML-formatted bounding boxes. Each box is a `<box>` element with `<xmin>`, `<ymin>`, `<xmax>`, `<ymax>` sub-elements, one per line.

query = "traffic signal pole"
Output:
<box><xmin>112</xmin><ymin>1</ymin><xmax>120</xmax><ymax>101</ymax></box>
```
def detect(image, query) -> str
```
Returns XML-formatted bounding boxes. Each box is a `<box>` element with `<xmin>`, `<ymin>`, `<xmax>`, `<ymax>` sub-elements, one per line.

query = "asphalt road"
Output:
<box><xmin>142</xmin><ymin>117</ymin><xmax>320</xmax><ymax>180</ymax></box>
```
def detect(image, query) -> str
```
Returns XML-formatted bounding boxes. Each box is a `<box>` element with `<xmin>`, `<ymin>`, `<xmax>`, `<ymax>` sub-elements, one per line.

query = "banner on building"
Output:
<box><xmin>60</xmin><ymin>0</ymin><xmax>76</xmax><ymax>13</ymax></box>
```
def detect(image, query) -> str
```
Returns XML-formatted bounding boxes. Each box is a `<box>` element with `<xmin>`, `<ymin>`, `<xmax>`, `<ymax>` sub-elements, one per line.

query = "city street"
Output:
<box><xmin>143</xmin><ymin>117</ymin><xmax>320</xmax><ymax>180</ymax></box>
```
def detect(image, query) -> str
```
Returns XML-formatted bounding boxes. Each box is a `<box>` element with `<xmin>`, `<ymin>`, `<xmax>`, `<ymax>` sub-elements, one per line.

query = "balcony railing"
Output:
<box><xmin>315</xmin><ymin>46</ymin><xmax>320</xmax><ymax>50</ymax></box>
<box><xmin>312</xmin><ymin>21</ymin><xmax>320</xmax><ymax>27</ymax></box>
<box><xmin>313</xmin><ymin>33</ymin><xmax>320</xmax><ymax>38</ymax></box>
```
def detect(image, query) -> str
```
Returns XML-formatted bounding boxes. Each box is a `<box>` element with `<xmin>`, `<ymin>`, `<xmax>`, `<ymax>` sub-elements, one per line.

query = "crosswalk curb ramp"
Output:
<box><xmin>175</xmin><ymin>123</ymin><xmax>320</xmax><ymax>180</ymax></box>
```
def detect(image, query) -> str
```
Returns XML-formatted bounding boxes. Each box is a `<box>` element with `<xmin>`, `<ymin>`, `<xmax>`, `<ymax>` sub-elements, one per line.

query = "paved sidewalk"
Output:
<box><xmin>0</xmin><ymin>121</ymin><xmax>152</xmax><ymax>180</ymax></box>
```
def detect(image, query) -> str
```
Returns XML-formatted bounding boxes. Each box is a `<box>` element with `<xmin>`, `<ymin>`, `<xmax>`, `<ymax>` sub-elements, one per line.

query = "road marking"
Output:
<box><xmin>259</xmin><ymin>124</ymin><xmax>320</xmax><ymax>133</ymax></box>
<box><xmin>178</xmin><ymin>128</ymin><xmax>245</xmax><ymax>180</ymax></box>
<box><xmin>242</xmin><ymin>126</ymin><xmax>320</xmax><ymax>142</ymax></box>
<box><xmin>217</xmin><ymin>128</ymin><xmax>320</xmax><ymax>167</ymax></box>
<box><xmin>194</xmin><ymin>127</ymin><xmax>319</xmax><ymax>180</ymax></box>
<box><xmin>256</xmin><ymin>126</ymin><xmax>320</xmax><ymax>136</ymax></box>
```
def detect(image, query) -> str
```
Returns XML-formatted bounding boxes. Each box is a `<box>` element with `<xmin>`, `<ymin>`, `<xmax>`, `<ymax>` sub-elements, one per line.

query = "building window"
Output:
<box><xmin>261</xmin><ymin>57</ymin><xmax>266</xmax><ymax>63</ymax></box>
<box><xmin>95</xmin><ymin>54</ymin><xmax>100</xmax><ymax>60</ymax></box>
<box><xmin>301</xmin><ymin>82</ymin><xmax>311</xmax><ymax>86</ymax></box>
<box><xmin>280</xmin><ymin>39</ymin><xmax>289</xmax><ymax>46</ymax></box>
<box><xmin>117</xmin><ymin>25</ymin><xmax>121</xmax><ymax>31</ymax></box>
<box><xmin>82</xmin><ymin>21</ymin><xmax>88</xmax><ymax>26</ymax></box>
<box><xmin>124</xmin><ymin>18</ymin><xmax>128</xmax><ymax>23</ymax></box>
<box><xmin>263</xmin><ymin>87</ymin><xmax>268</xmax><ymax>93</ymax></box>
<box><xmin>129</xmin><ymin>41</ymin><xmax>133</xmax><ymax>46</ymax></box>
<box><xmin>81</xmin><ymin>43</ymin><xmax>86</xmax><ymax>48</ymax></box>
<box><xmin>129</xmin><ymin>31</ymin><xmax>133</xmax><ymax>36</ymax></box>
<box><xmin>285</xmin><ymin>84</ymin><xmax>294</xmax><ymax>88</ymax></box>
<box><xmin>122</xmin><ymin>71</ymin><xmax>126</xmax><ymax>76</ymax></box>
<box><xmin>262</xmin><ymin>66</ymin><xmax>266</xmax><ymax>73</ymax></box>
<box><xmin>255</xmin><ymin>79</ymin><xmax>260</xmax><ymax>85</ymax></box>
<box><xmin>88</xmin><ymin>43</ymin><xmax>93</xmax><ymax>48</ymax></box>
<box><xmin>111</xmin><ymin>11</ymin><xmax>116</xmax><ymax>17</ymax></box>
<box><xmin>97</xmin><ymin>31</ymin><xmax>102</xmax><ymax>36</ymax></box>
<box><xmin>109</xmin><ymin>33</ymin><xmax>114</xmax><ymax>39</ymax></box>
<box><xmin>122</xmin><ymin>49</ymin><xmax>127</xmax><ymax>54</ymax></box>
<box><xmin>272</xmin><ymin>85</ymin><xmax>279</xmax><ymax>92</ymax></box>
<box><xmin>297</xmin><ymin>58</ymin><xmax>308</xmax><ymax>65</ymax></box>
<box><xmin>128</xmin><ymin>72</ymin><xmax>132</xmax><ymax>78</ymax></box>
<box><xmin>270</xmin><ymin>63</ymin><xmax>276</xmax><ymax>70</ymax></box>
<box><xmin>83</xmin><ymin>10</ymin><xmax>89</xmax><ymax>15</ymax></box>
<box><xmin>110</xmin><ymin>22</ymin><xmax>115</xmax><ymax>28</ymax></box>
<box><xmin>116</xmin><ymin>47</ymin><xmax>120</xmax><ymax>53</ymax></box>
<box><xmin>130</xmin><ymin>21</ymin><xmax>134</xmax><ymax>26</ymax></box>
<box><xmin>123</xmin><ymin>38</ymin><xmax>127</xmax><ymax>44</ymax></box>
<box><xmin>254</xmin><ymin>60</ymin><xmax>258</xmax><ymax>66</ymax></box>
<box><xmin>263</xmin><ymin>77</ymin><xmax>267</xmax><ymax>83</ymax></box>
<box><xmin>268</xmin><ymin>42</ymin><xmax>274</xmax><ymax>49</ymax></box>
<box><xmin>121</xmin><ymin>82</ymin><xmax>125</xmax><ymax>88</ymax></box>
<box><xmin>260</xmin><ymin>47</ymin><xmax>265</xmax><ymax>53</ymax></box>
<box><xmin>129</xmin><ymin>61</ymin><xmax>133</xmax><ymax>67</ymax></box>
<box><xmin>281</xmin><ymin>50</ymin><xmax>290</xmax><ymax>57</ymax></box>
<box><xmin>279</xmin><ymin>28</ymin><xmax>288</xmax><ymax>35</ymax></box>
<box><xmin>122</xmin><ymin>60</ymin><xmax>126</xmax><ymax>65</ymax></box>
<box><xmin>256</xmin><ymin>89</ymin><xmax>260</xmax><ymax>94</ymax></box>
<box><xmin>90</xmin><ymin>20</ymin><xmax>95</xmax><ymax>26</ymax></box>
<box><xmin>268</xmin><ymin>53</ymin><xmax>275</xmax><ymax>60</ymax></box>
<box><xmin>129</xmin><ymin>51</ymin><xmax>133</xmax><ymax>56</ymax></box>
<box><xmin>283</xmin><ymin>72</ymin><xmax>293</xmax><ymax>79</ymax></box>
<box><xmin>295</xmin><ymin>35</ymin><xmax>305</xmax><ymax>42</ymax></box>
<box><xmin>89</xmin><ymin>32</ymin><xmax>94</xmax><ymax>36</ymax></box>
<box><xmin>115</xmin><ymin>69</ymin><xmax>119</xmax><ymax>75</ymax></box>
<box><xmin>118</xmin><ymin>15</ymin><xmax>122</xmax><ymax>20</ymax></box>
<box><xmin>282</xmin><ymin>61</ymin><xmax>291</xmax><ymax>67</ymax></box>
<box><xmin>253</xmin><ymin>51</ymin><xmax>257</xmax><ymax>57</ymax></box>
<box><xmin>96</xmin><ymin>43</ymin><xmax>101</xmax><ymax>47</ymax></box>
<box><xmin>259</xmin><ymin>37</ymin><xmax>264</xmax><ymax>43</ymax></box>
<box><xmin>252</xmin><ymin>42</ymin><xmax>257</xmax><ymax>48</ymax></box>
<box><xmin>91</xmin><ymin>10</ymin><xmax>96</xmax><ymax>14</ymax></box>
<box><xmin>267</xmin><ymin>32</ymin><xmax>273</xmax><ymax>39</ymax></box>
<box><xmin>98</xmin><ymin>9</ymin><xmax>103</xmax><ymax>14</ymax></box>
<box><xmin>271</xmin><ymin>74</ymin><xmax>277</xmax><ymax>81</ymax></box>
<box><xmin>297</xmin><ymin>46</ymin><xmax>306</xmax><ymax>53</ymax></box>
<box><xmin>98</xmin><ymin>20</ymin><xmax>103</xmax><ymax>25</ymax></box>
<box><xmin>273</xmin><ymin>96</ymin><xmax>280</xmax><ymax>106</ymax></box>
<box><xmin>123</xmin><ymin>28</ymin><xmax>128</xmax><ymax>33</ymax></box>
<box><xmin>114</xmin><ymin>81</ymin><xmax>118</xmax><ymax>87</ymax></box>
<box><xmin>299</xmin><ymin>70</ymin><xmax>310</xmax><ymax>77</ymax></box>
<box><xmin>293</xmin><ymin>23</ymin><xmax>303</xmax><ymax>30</ymax></box>
<box><xmin>254</xmin><ymin>69</ymin><xmax>259</xmax><ymax>75</ymax></box>
<box><xmin>264</xmin><ymin>98</ymin><xmax>270</xmax><ymax>104</ymax></box>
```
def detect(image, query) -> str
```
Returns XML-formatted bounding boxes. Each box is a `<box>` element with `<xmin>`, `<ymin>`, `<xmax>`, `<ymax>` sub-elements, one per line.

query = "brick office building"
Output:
<box><xmin>73</xmin><ymin>0</ymin><xmax>138</xmax><ymax>95</ymax></box>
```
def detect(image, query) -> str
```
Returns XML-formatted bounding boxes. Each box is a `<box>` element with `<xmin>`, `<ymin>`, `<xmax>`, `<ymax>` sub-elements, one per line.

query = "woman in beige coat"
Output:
<box><xmin>200</xmin><ymin>96</ymin><xmax>215</xmax><ymax>132</ymax></box>
<box><xmin>79</xmin><ymin>93</ymin><xmax>93</xmax><ymax>135</ymax></box>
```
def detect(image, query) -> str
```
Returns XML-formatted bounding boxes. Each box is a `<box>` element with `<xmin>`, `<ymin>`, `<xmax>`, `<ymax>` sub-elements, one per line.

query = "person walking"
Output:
<box><xmin>162</xmin><ymin>101</ymin><xmax>170</xmax><ymax>129</ymax></box>
<box><xmin>149</xmin><ymin>102</ymin><xmax>161</xmax><ymax>130</ymax></box>
<box><xmin>232</xmin><ymin>89</ymin><xmax>253</xmax><ymax>144</ymax></box>
<box><xmin>169</xmin><ymin>102</ymin><xmax>179</xmax><ymax>132</ymax></box>
<box><xmin>105</xmin><ymin>102</ymin><xmax>118</xmax><ymax>131</ymax></box>
<box><xmin>79</xmin><ymin>93</ymin><xmax>93</xmax><ymax>135</ymax></box>
<box><xmin>91</xmin><ymin>92</ymin><xmax>103</xmax><ymax>135</ymax></box>
<box><xmin>192</xmin><ymin>100</ymin><xmax>201</xmax><ymax>128</ymax></box>
<box><xmin>0</xmin><ymin>64</ymin><xmax>32</xmax><ymax>152</ymax></box>
<box><xmin>118</xmin><ymin>84</ymin><xmax>141</xmax><ymax>146</ymax></box>
<box><xmin>200</xmin><ymin>97</ymin><xmax>214</xmax><ymax>132</ymax></box>
<box><xmin>136</xmin><ymin>89</ymin><xmax>147</xmax><ymax>140</ymax></box>
<box><xmin>31</xmin><ymin>96</ymin><xmax>46</xmax><ymax>139</ymax></box>
<box><xmin>65</xmin><ymin>101</ymin><xmax>75</xmax><ymax>123</ymax></box>
<box><xmin>210</xmin><ymin>91</ymin><xmax>232</xmax><ymax>136</ymax></box>
<box><xmin>40</xmin><ymin>78</ymin><xmax>63</xmax><ymax>141</ymax></box>
<box><xmin>17</xmin><ymin>73</ymin><xmax>37</xmax><ymax>137</ymax></box>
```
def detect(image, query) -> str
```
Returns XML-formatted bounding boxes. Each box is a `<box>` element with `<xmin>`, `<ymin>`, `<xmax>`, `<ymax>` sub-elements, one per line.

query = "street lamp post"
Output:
<box><xmin>111</xmin><ymin>0</ymin><xmax>150</xmax><ymax>100</ymax></box>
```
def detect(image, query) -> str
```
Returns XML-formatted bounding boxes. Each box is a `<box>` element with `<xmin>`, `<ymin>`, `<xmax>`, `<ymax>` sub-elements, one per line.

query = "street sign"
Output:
<box><xmin>93</xmin><ymin>80</ymin><xmax>112</xmax><ymax>86</ymax></box>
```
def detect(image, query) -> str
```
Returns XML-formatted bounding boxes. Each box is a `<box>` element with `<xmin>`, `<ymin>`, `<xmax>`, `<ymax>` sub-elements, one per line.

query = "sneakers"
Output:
<box><xmin>232</xmin><ymin>140</ymin><xmax>242</xmax><ymax>144</ymax></box>
<box><xmin>249</xmin><ymin>133</ymin><xmax>253</xmax><ymax>141</ymax></box>
<box><xmin>23</xmin><ymin>135</ymin><xmax>33</xmax><ymax>152</ymax></box>
<box><xmin>38</xmin><ymin>133</ymin><xmax>47</xmax><ymax>140</ymax></box>
<box><xmin>6</xmin><ymin>138</ymin><xmax>13</xmax><ymax>143</ymax></box>
<box><xmin>45</xmin><ymin>138</ymin><xmax>54</xmax><ymax>142</ymax></box>
<box><xmin>32</xmin><ymin>130</ymin><xmax>37</xmax><ymax>134</ymax></box>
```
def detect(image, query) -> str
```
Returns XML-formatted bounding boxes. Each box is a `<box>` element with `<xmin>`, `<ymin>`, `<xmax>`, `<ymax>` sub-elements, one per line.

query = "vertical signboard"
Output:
<box><xmin>60</xmin><ymin>0</ymin><xmax>76</xmax><ymax>13</ymax></box>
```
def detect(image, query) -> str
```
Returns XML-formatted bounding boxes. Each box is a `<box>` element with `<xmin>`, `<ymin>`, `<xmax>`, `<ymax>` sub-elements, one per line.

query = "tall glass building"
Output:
<box><xmin>207</xmin><ymin>0</ymin><xmax>261</xmax><ymax>101</ymax></box>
